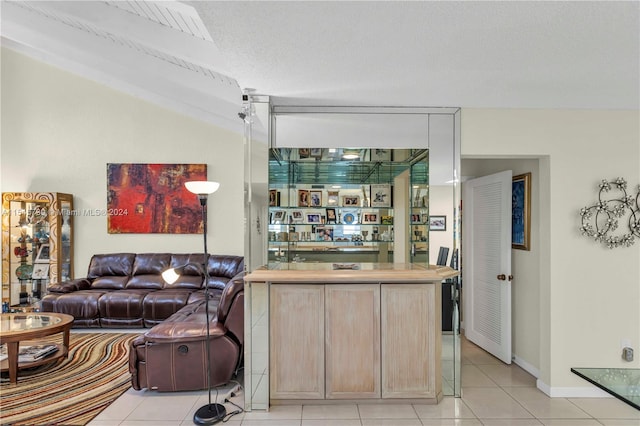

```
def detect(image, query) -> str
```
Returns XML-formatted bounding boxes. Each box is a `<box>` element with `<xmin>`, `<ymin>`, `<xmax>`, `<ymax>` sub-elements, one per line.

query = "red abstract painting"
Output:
<box><xmin>107</xmin><ymin>163</ymin><xmax>207</xmax><ymax>233</ymax></box>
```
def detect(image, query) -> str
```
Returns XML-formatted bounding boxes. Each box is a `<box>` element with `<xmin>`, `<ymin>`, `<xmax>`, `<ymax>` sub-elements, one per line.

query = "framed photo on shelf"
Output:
<box><xmin>327</xmin><ymin>191</ymin><xmax>339</xmax><ymax>206</ymax></box>
<box><xmin>325</xmin><ymin>208</ymin><xmax>337</xmax><ymax>224</ymax></box>
<box><xmin>298</xmin><ymin>148</ymin><xmax>310</xmax><ymax>159</ymax></box>
<box><xmin>35</xmin><ymin>244</ymin><xmax>50</xmax><ymax>263</ymax></box>
<box><xmin>298</xmin><ymin>189</ymin><xmax>310</xmax><ymax>207</ymax></box>
<box><xmin>411</xmin><ymin>214</ymin><xmax>421</xmax><ymax>223</ymax></box>
<box><xmin>309</xmin><ymin>190</ymin><xmax>322</xmax><ymax>207</ymax></box>
<box><xmin>31</xmin><ymin>263</ymin><xmax>49</xmax><ymax>280</ymax></box>
<box><xmin>370</xmin><ymin>184</ymin><xmax>391</xmax><ymax>207</ymax></box>
<box><xmin>512</xmin><ymin>172</ymin><xmax>531</xmax><ymax>250</ymax></box>
<box><xmin>290</xmin><ymin>210</ymin><xmax>304</xmax><ymax>223</ymax></box>
<box><xmin>310</xmin><ymin>148</ymin><xmax>323</xmax><ymax>159</ymax></box>
<box><xmin>381</xmin><ymin>215</ymin><xmax>393</xmax><ymax>225</ymax></box>
<box><xmin>341</xmin><ymin>209</ymin><xmax>359</xmax><ymax>224</ymax></box>
<box><xmin>272</xmin><ymin>210</ymin><xmax>286</xmax><ymax>224</ymax></box>
<box><xmin>306</xmin><ymin>212</ymin><xmax>322</xmax><ymax>224</ymax></box>
<box><xmin>370</xmin><ymin>148</ymin><xmax>391</xmax><ymax>162</ymax></box>
<box><xmin>361</xmin><ymin>211</ymin><xmax>379</xmax><ymax>224</ymax></box>
<box><xmin>316</xmin><ymin>226</ymin><xmax>334</xmax><ymax>241</ymax></box>
<box><xmin>429</xmin><ymin>215</ymin><xmax>447</xmax><ymax>231</ymax></box>
<box><xmin>342</xmin><ymin>195</ymin><xmax>360</xmax><ymax>207</ymax></box>
<box><xmin>269</xmin><ymin>189</ymin><xmax>280</xmax><ymax>207</ymax></box>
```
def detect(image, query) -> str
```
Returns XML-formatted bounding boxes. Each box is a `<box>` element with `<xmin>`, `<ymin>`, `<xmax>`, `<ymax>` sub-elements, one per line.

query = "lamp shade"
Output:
<box><xmin>185</xmin><ymin>181</ymin><xmax>220</xmax><ymax>195</ymax></box>
<box><xmin>161</xmin><ymin>267</ymin><xmax>181</xmax><ymax>284</ymax></box>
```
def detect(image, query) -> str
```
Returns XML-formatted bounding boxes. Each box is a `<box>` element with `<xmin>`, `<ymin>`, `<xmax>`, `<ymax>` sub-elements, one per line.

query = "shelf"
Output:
<box><xmin>2</xmin><ymin>192</ymin><xmax>74</xmax><ymax>305</ymax></box>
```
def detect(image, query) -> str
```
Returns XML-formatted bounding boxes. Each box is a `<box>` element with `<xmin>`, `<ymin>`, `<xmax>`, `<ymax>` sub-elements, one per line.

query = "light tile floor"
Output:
<box><xmin>89</xmin><ymin>335</ymin><xmax>640</xmax><ymax>426</ymax></box>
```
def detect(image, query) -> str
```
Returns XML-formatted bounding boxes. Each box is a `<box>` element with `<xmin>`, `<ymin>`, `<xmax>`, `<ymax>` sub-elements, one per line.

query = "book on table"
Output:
<box><xmin>17</xmin><ymin>343</ymin><xmax>58</xmax><ymax>362</ymax></box>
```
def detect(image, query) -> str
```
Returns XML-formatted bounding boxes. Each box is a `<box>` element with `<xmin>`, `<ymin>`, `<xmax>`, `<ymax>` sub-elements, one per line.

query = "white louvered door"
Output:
<box><xmin>462</xmin><ymin>170</ymin><xmax>512</xmax><ymax>364</ymax></box>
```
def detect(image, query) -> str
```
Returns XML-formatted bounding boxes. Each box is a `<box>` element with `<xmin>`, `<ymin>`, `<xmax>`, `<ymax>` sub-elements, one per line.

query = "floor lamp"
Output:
<box><xmin>162</xmin><ymin>180</ymin><xmax>225</xmax><ymax>425</ymax></box>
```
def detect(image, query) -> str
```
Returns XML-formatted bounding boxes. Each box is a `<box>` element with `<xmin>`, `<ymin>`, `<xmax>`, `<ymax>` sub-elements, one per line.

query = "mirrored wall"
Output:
<box><xmin>243</xmin><ymin>100</ymin><xmax>462</xmax><ymax>409</ymax></box>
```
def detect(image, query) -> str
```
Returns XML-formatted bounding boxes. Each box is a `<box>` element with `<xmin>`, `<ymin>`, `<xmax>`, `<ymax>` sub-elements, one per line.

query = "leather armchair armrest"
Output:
<box><xmin>47</xmin><ymin>278</ymin><xmax>92</xmax><ymax>293</ymax></box>
<box><xmin>143</xmin><ymin>321</ymin><xmax>228</xmax><ymax>344</ymax></box>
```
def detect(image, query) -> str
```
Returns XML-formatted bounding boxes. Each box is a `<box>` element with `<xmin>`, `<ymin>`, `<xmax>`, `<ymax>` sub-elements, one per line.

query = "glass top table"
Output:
<box><xmin>0</xmin><ymin>312</ymin><xmax>74</xmax><ymax>384</ymax></box>
<box><xmin>571</xmin><ymin>368</ymin><xmax>640</xmax><ymax>410</ymax></box>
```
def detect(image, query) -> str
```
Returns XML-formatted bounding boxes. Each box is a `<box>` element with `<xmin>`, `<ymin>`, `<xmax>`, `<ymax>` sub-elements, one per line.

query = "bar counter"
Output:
<box><xmin>244</xmin><ymin>262</ymin><xmax>459</xmax><ymax>409</ymax></box>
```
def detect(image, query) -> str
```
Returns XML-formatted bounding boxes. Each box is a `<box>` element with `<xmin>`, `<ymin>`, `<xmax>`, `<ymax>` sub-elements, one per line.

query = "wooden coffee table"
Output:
<box><xmin>1</xmin><ymin>312</ymin><xmax>74</xmax><ymax>383</ymax></box>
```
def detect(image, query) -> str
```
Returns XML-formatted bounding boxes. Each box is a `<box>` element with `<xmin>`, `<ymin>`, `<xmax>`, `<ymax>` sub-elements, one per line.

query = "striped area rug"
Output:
<box><xmin>1</xmin><ymin>332</ymin><xmax>138</xmax><ymax>425</ymax></box>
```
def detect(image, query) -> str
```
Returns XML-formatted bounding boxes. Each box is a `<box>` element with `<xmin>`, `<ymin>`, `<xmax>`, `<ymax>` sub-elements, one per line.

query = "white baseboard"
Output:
<box><xmin>512</xmin><ymin>354</ymin><xmax>540</xmax><ymax>378</ymax></box>
<box><xmin>536</xmin><ymin>379</ymin><xmax>612</xmax><ymax>398</ymax></box>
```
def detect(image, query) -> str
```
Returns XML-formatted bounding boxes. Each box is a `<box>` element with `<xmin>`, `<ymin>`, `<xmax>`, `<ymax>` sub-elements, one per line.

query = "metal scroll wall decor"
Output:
<box><xmin>580</xmin><ymin>178</ymin><xmax>640</xmax><ymax>249</ymax></box>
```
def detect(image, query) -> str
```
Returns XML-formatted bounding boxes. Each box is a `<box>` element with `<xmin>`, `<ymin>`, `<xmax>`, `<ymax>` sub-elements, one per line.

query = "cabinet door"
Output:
<box><xmin>381</xmin><ymin>283</ymin><xmax>440</xmax><ymax>398</ymax></box>
<box><xmin>325</xmin><ymin>284</ymin><xmax>380</xmax><ymax>399</ymax></box>
<box><xmin>270</xmin><ymin>284</ymin><xmax>324</xmax><ymax>399</ymax></box>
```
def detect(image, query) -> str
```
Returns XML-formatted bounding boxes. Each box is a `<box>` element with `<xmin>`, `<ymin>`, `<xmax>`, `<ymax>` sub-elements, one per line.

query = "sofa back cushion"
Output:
<box><xmin>165</xmin><ymin>254</ymin><xmax>207</xmax><ymax>289</ymax></box>
<box><xmin>127</xmin><ymin>253</ymin><xmax>172</xmax><ymax>290</ymax></box>
<box><xmin>88</xmin><ymin>253</ymin><xmax>135</xmax><ymax>290</ymax></box>
<box><xmin>206</xmin><ymin>255</ymin><xmax>245</xmax><ymax>291</ymax></box>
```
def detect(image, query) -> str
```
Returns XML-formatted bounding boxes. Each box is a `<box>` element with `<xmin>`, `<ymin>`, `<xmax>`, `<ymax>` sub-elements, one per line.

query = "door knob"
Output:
<box><xmin>508</xmin><ymin>275</ymin><xmax>513</xmax><ymax>281</ymax></box>
<box><xmin>497</xmin><ymin>274</ymin><xmax>506</xmax><ymax>280</ymax></box>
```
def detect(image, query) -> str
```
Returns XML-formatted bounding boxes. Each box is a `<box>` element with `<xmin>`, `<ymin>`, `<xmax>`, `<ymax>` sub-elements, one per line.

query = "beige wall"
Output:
<box><xmin>462</xmin><ymin>109</ymin><xmax>640</xmax><ymax>394</ymax></box>
<box><xmin>1</xmin><ymin>48</ymin><xmax>245</xmax><ymax>277</ymax></box>
<box><xmin>428</xmin><ymin>185</ymin><xmax>455</xmax><ymax>266</ymax></box>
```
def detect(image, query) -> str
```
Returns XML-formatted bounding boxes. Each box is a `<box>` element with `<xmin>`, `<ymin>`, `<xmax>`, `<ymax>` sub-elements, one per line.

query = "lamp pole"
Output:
<box><xmin>184</xmin><ymin>181</ymin><xmax>225</xmax><ymax>426</ymax></box>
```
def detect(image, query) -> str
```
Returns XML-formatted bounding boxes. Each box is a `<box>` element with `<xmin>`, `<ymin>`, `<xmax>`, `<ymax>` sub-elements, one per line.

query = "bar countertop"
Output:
<box><xmin>244</xmin><ymin>262</ymin><xmax>459</xmax><ymax>283</ymax></box>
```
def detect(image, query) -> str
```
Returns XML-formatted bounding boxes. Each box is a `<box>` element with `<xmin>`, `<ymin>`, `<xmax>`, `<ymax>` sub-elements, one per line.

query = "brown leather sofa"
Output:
<box><xmin>41</xmin><ymin>253</ymin><xmax>244</xmax><ymax>328</ymax></box>
<box><xmin>41</xmin><ymin>253</ymin><xmax>245</xmax><ymax>391</ymax></box>
<box><xmin>129</xmin><ymin>276</ymin><xmax>244</xmax><ymax>391</ymax></box>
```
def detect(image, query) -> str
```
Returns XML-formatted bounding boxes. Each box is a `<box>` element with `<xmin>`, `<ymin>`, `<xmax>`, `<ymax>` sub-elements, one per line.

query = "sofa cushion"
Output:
<box><xmin>98</xmin><ymin>289</ymin><xmax>151</xmax><ymax>328</ymax></box>
<box><xmin>207</xmin><ymin>255</ymin><xmax>244</xmax><ymax>290</ymax></box>
<box><xmin>166</xmin><ymin>254</ymin><xmax>207</xmax><ymax>289</ymax></box>
<box><xmin>87</xmin><ymin>253</ymin><xmax>135</xmax><ymax>279</ymax></box>
<box><xmin>127</xmin><ymin>275</ymin><xmax>165</xmax><ymax>290</ymax></box>
<box><xmin>142</xmin><ymin>289</ymin><xmax>192</xmax><ymax>327</ymax></box>
<box><xmin>49</xmin><ymin>290</ymin><xmax>107</xmax><ymax>326</ymax></box>
<box><xmin>132</xmin><ymin>253</ymin><xmax>172</xmax><ymax>276</ymax></box>
<box><xmin>91</xmin><ymin>276</ymin><xmax>129</xmax><ymax>290</ymax></box>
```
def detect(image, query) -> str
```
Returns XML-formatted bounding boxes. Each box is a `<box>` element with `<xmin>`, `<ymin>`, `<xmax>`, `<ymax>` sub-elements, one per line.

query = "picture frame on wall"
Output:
<box><xmin>512</xmin><ymin>172</ymin><xmax>531</xmax><ymax>250</ymax></box>
<box><xmin>370</xmin><ymin>184</ymin><xmax>392</xmax><ymax>207</ymax></box>
<box><xmin>429</xmin><ymin>216</ymin><xmax>446</xmax><ymax>231</ymax></box>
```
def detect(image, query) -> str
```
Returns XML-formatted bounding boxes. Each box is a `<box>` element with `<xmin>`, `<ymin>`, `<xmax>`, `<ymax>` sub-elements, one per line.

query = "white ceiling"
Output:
<box><xmin>191</xmin><ymin>0</ymin><xmax>639</xmax><ymax>109</ymax></box>
<box><xmin>2</xmin><ymin>0</ymin><xmax>639</xmax><ymax>131</ymax></box>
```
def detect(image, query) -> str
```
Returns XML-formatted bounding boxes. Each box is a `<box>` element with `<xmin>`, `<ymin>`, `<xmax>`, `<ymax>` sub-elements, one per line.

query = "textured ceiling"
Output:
<box><xmin>2</xmin><ymin>0</ymin><xmax>638</xmax><ymax>132</ymax></box>
<box><xmin>192</xmin><ymin>1</ymin><xmax>639</xmax><ymax>109</ymax></box>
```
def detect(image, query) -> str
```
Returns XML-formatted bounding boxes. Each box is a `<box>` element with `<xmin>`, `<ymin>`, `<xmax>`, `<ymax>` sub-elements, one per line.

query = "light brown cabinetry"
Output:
<box><xmin>269</xmin><ymin>280</ymin><xmax>440</xmax><ymax>402</ymax></box>
<box><xmin>381</xmin><ymin>284</ymin><xmax>440</xmax><ymax>398</ymax></box>
<box><xmin>326</xmin><ymin>284</ymin><xmax>380</xmax><ymax>399</ymax></box>
<box><xmin>270</xmin><ymin>284</ymin><xmax>325</xmax><ymax>399</ymax></box>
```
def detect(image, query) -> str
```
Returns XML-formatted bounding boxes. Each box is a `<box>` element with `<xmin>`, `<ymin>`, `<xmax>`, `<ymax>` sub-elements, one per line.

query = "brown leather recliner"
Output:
<box><xmin>128</xmin><ymin>277</ymin><xmax>244</xmax><ymax>391</ymax></box>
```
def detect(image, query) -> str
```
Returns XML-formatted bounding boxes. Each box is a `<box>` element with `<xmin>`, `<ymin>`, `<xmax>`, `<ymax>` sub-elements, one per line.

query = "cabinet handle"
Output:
<box><xmin>497</xmin><ymin>274</ymin><xmax>506</xmax><ymax>281</ymax></box>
